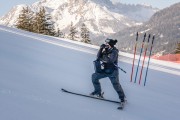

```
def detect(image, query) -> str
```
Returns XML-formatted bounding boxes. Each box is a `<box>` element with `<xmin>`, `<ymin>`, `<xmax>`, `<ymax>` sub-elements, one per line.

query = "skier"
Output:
<box><xmin>91</xmin><ymin>38</ymin><xmax>126</xmax><ymax>106</ymax></box>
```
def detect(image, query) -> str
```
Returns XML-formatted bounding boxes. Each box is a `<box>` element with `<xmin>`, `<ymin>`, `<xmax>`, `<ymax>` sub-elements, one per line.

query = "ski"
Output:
<box><xmin>144</xmin><ymin>35</ymin><xmax>155</xmax><ymax>86</ymax></box>
<box><xmin>130</xmin><ymin>32</ymin><xmax>139</xmax><ymax>82</ymax></box>
<box><xmin>61</xmin><ymin>88</ymin><xmax>120</xmax><ymax>104</ymax></box>
<box><xmin>138</xmin><ymin>34</ymin><xmax>151</xmax><ymax>85</ymax></box>
<box><xmin>134</xmin><ymin>33</ymin><xmax>146</xmax><ymax>83</ymax></box>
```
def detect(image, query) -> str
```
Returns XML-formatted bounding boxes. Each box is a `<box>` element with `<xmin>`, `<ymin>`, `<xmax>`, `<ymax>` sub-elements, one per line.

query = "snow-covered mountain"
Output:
<box><xmin>0</xmin><ymin>25</ymin><xmax>180</xmax><ymax>120</ymax></box>
<box><xmin>0</xmin><ymin>0</ymin><xmax>157</xmax><ymax>39</ymax></box>
<box><xmin>113</xmin><ymin>3</ymin><xmax>158</xmax><ymax>22</ymax></box>
<box><xmin>0</xmin><ymin>5</ymin><xmax>27</xmax><ymax>26</ymax></box>
<box><xmin>110</xmin><ymin>2</ymin><xmax>180</xmax><ymax>55</ymax></box>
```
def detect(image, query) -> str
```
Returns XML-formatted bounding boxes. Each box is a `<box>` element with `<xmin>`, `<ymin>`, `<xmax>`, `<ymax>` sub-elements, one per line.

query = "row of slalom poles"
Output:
<box><xmin>130</xmin><ymin>32</ymin><xmax>139</xmax><ymax>82</ymax></box>
<box><xmin>144</xmin><ymin>35</ymin><xmax>155</xmax><ymax>86</ymax></box>
<box><xmin>134</xmin><ymin>33</ymin><xmax>146</xmax><ymax>83</ymax></box>
<box><xmin>138</xmin><ymin>34</ymin><xmax>151</xmax><ymax>85</ymax></box>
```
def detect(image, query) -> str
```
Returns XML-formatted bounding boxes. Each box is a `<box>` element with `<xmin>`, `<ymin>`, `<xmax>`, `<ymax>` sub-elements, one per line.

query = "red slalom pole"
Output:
<box><xmin>130</xmin><ymin>32</ymin><xmax>138</xmax><ymax>82</ymax></box>
<box><xmin>144</xmin><ymin>35</ymin><xmax>155</xmax><ymax>86</ymax></box>
<box><xmin>139</xmin><ymin>34</ymin><xmax>151</xmax><ymax>85</ymax></box>
<box><xmin>134</xmin><ymin>33</ymin><xmax>146</xmax><ymax>83</ymax></box>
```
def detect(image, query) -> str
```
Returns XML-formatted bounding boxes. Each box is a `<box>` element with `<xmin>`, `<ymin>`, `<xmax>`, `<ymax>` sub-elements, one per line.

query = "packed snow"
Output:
<box><xmin>0</xmin><ymin>25</ymin><xmax>180</xmax><ymax>120</ymax></box>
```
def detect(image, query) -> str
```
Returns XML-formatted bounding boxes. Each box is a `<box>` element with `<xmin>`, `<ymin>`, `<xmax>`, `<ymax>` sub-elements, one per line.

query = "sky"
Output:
<box><xmin>0</xmin><ymin>0</ymin><xmax>180</xmax><ymax>17</ymax></box>
<box><xmin>113</xmin><ymin>0</ymin><xmax>180</xmax><ymax>8</ymax></box>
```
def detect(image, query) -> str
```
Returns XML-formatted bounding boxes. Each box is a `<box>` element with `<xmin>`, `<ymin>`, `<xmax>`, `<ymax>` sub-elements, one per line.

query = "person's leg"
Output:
<box><xmin>91</xmin><ymin>72</ymin><xmax>107</xmax><ymax>95</ymax></box>
<box><xmin>109</xmin><ymin>70</ymin><xmax>125</xmax><ymax>101</ymax></box>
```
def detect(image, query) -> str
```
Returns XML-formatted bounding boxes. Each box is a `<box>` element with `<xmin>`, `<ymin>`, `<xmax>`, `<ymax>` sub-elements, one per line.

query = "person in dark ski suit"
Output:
<box><xmin>91</xmin><ymin>38</ymin><xmax>125</xmax><ymax>103</ymax></box>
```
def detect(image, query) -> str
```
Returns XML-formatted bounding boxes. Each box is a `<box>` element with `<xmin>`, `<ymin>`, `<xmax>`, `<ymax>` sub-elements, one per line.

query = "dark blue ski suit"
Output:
<box><xmin>92</xmin><ymin>46</ymin><xmax>125</xmax><ymax>101</ymax></box>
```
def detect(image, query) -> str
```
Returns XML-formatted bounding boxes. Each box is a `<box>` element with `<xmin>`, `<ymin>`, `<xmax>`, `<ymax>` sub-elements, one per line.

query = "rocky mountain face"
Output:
<box><xmin>0</xmin><ymin>0</ymin><xmax>157</xmax><ymax>39</ymax></box>
<box><xmin>109</xmin><ymin>2</ymin><xmax>180</xmax><ymax>55</ymax></box>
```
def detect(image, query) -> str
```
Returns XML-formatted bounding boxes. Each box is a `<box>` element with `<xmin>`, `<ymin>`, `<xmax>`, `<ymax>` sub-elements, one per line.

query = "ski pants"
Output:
<box><xmin>92</xmin><ymin>70</ymin><xmax>125</xmax><ymax>100</ymax></box>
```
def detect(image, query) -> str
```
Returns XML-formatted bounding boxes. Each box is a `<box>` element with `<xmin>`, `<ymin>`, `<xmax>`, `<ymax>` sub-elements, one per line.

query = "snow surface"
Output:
<box><xmin>0</xmin><ymin>25</ymin><xmax>180</xmax><ymax>120</ymax></box>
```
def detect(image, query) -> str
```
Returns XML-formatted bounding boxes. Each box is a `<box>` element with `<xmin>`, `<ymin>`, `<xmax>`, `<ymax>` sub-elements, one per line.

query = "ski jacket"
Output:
<box><xmin>97</xmin><ymin>47</ymin><xmax>119</xmax><ymax>71</ymax></box>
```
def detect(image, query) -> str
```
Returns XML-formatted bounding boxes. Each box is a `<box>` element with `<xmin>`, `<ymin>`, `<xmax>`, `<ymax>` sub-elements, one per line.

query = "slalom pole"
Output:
<box><xmin>130</xmin><ymin>32</ymin><xmax>139</xmax><ymax>82</ymax></box>
<box><xmin>138</xmin><ymin>34</ymin><xmax>151</xmax><ymax>85</ymax></box>
<box><xmin>134</xmin><ymin>33</ymin><xmax>146</xmax><ymax>83</ymax></box>
<box><xmin>144</xmin><ymin>35</ymin><xmax>155</xmax><ymax>86</ymax></box>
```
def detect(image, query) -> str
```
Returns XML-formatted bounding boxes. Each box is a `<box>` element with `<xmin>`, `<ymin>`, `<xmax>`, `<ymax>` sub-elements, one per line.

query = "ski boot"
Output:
<box><xmin>117</xmin><ymin>99</ymin><xmax>126</xmax><ymax>110</ymax></box>
<box><xmin>90</xmin><ymin>91</ymin><xmax>104</xmax><ymax>99</ymax></box>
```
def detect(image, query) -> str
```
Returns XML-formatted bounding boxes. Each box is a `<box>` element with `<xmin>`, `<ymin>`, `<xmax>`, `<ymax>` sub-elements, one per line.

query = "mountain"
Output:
<box><xmin>109</xmin><ymin>2</ymin><xmax>180</xmax><ymax>55</ymax></box>
<box><xmin>0</xmin><ymin>25</ymin><xmax>180</xmax><ymax>120</ymax></box>
<box><xmin>0</xmin><ymin>0</ymin><xmax>157</xmax><ymax>39</ymax></box>
<box><xmin>0</xmin><ymin>5</ymin><xmax>27</xmax><ymax>26</ymax></box>
<box><xmin>113</xmin><ymin>3</ymin><xmax>158</xmax><ymax>22</ymax></box>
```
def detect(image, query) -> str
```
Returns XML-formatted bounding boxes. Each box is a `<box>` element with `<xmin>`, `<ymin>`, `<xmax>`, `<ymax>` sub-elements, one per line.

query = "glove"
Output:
<box><xmin>100</xmin><ymin>44</ymin><xmax>106</xmax><ymax>49</ymax></box>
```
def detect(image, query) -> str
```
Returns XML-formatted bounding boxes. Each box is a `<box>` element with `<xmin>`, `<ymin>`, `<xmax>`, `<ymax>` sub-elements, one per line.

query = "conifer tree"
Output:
<box><xmin>81</xmin><ymin>23</ymin><xmax>91</xmax><ymax>44</ymax></box>
<box><xmin>56</xmin><ymin>28</ymin><xmax>64</xmax><ymax>38</ymax></box>
<box><xmin>33</xmin><ymin>7</ymin><xmax>46</xmax><ymax>34</ymax></box>
<box><xmin>33</xmin><ymin>7</ymin><xmax>55</xmax><ymax>36</ymax></box>
<box><xmin>32</xmin><ymin>10</ymin><xmax>41</xmax><ymax>33</ymax></box>
<box><xmin>16</xmin><ymin>7</ymin><xmax>33</xmax><ymax>31</ymax></box>
<box><xmin>68</xmin><ymin>22</ymin><xmax>78</xmax><ymax>40</ymax></box>
<box><xmin>44</xmin><ymin>13</ymin><xmax>56</xmax><ymax>36</ymax></box>
<box><xmin>175</xmin><ymin>43</ymin><xmax>180</xmax><ymax>54</ymax></box>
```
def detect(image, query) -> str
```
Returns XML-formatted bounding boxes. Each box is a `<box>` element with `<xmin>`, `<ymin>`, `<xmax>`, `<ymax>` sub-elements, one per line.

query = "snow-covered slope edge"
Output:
<box><xmin>0</xmin><ymin>25</ymin><xmax>179</xmax><ymax>75</ymax></box>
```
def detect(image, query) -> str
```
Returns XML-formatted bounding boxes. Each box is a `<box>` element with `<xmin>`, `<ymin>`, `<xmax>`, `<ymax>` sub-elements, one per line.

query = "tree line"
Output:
<box><xmin>16</xmin><ymin>7</ymin><xmax>91</xmax><ymax>44</ymax></box>
<box><xmin>175</xmin><ymin>42</ymin><xmax>180</xmax><ymax>54</ymax></box>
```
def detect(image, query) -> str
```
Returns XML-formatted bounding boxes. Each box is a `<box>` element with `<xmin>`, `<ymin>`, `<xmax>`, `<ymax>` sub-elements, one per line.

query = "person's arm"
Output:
<box><xmin>97</xmin><ymin>44</ymin><xmax>106</xmax><ymax>60</ymax></box>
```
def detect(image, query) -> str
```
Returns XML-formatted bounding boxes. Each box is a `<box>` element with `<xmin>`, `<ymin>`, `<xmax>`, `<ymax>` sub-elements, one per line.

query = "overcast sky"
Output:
<box><xmin>0</xmin><ymin>0</ymin><xmax>179</xmax><ymax>16</ymax></box>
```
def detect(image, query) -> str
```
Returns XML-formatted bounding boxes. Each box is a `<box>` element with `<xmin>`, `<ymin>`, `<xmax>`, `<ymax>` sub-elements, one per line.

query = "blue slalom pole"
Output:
<box><xmin>144</xmin><ymin>35</ymin><xmax>155</xmax><ymax>86</ymax></box>
<box><xmin>139</xmin><ymin>34</ymin><xmax>151</xmax><ymax>85</ymax></box>
<box><xmin>134</xmin><ymin>33</ymin><xmax>146</xmax><ymax>83</ymax></box>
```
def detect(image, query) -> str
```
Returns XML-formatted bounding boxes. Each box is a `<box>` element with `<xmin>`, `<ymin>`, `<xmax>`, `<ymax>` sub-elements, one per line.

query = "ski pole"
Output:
<box><xmin>118</xmin><ymin>67</ymin><xmax>126</xmax><ymax>73</ymax></box>
<box><xmin>113</xmin><ymin>63</ymin><xmax>126</xmax><ymax>73</ymax></box>
<box><xmin>134</xmin><ymin>33</ymin><xmax>146</xmax><ymax>83</ymax></box>
<box><xmin>138</xmin><ymin>34</ymin><xmax>151</xmax><ymax>85</ymax></box>
<box><xmin>130</xmin><ymin>32</ymin><xmax>138</xmax><ymax>82</ymax></box>
<box><xmin>144</xmin><ymin>35</ymin><xmax>155</xmax><ymax>86</ymax></box>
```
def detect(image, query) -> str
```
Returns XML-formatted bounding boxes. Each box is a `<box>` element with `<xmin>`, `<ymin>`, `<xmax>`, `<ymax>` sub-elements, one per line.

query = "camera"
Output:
<box><xmin>101</xmin><ymin>44</ymin><xmax>109</xmax><ymax>49</ymax></box>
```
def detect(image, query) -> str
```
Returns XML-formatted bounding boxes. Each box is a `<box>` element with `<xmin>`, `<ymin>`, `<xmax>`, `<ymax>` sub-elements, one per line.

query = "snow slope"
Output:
<box><xmin>0</xmin><ymin>26</ymin><xmax>180</xmax><ymax>120</ymax></box>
